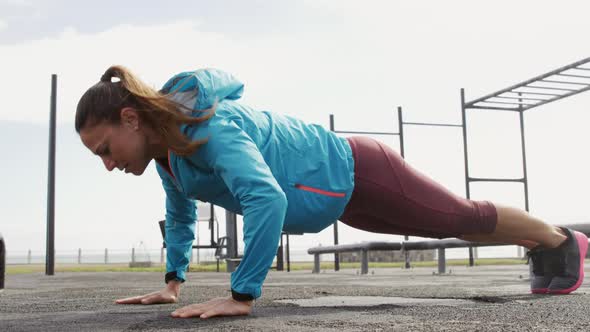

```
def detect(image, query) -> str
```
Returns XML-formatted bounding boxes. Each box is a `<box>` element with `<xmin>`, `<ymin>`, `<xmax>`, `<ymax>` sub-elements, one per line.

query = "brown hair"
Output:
<box><xmin>75</xmin><ymin>65</ymin><xmax>214</xmax><ymax>156</ymax></box>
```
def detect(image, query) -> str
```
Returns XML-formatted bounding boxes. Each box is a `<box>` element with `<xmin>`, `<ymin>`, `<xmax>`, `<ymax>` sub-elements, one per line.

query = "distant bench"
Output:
<box><xmin>308</xmin><ymin>239</ymin><xmax>506</xmax><ymax>275</ymax></box>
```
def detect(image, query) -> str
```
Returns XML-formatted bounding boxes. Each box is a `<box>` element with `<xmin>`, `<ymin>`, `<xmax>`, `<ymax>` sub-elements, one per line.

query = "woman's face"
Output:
<box><xmin>79</xmin><ymin>108</ymin><xmax>153</xmax><ymax>176</ymax></box>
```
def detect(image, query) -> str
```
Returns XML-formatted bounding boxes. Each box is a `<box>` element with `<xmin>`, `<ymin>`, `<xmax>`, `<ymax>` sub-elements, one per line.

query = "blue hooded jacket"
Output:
<box><xmin>156</xmin><ymin>69</ymin><xmax>355</xmax><ymax>299</ymax></box>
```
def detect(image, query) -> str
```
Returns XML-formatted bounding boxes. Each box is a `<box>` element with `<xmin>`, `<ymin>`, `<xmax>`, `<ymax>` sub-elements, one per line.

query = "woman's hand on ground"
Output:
<box><xmin>115</xmin><ymin>281</ymin><xmax>181</xmax><ymax>304</ymax></box>
<box><xmin>171</xmin><ymin>296</ymin><xmax>253</xmax><ymax>319</ymax></box>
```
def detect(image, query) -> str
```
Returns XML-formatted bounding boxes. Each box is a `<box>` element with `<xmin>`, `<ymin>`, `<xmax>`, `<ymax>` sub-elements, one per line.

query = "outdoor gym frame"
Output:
<box><xmin>323</xmin><ymin>57</ymin><xmax>590</xmax><ymax>272</ymax></box>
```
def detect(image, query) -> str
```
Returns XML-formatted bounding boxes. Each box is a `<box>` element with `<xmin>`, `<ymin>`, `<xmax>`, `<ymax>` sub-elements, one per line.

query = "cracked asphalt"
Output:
<box><xmin>1</xmin><ymin>263</ymin><xmax>589</xmax><ymax>331</ymax></box>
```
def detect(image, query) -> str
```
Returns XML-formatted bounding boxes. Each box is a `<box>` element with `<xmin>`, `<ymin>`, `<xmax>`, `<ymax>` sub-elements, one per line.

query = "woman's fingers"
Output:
<box><xmin>115</xmin><ymin>295</ymin><xmax>147</xmax><ymax>304</ymax></box>
<box><xmin>172</xmin><ymin>304</ymin><xmax>211</xmax><ymax>318</ymax></box>
<box><xmin>171</xmin><ymin>303</ymin><xmax>206</xmax><ymax>318</ymax></box>
<box><xmin>115</xmin><ymin>290</ymin><xmax>168</xmax><ymax>305</ymax></box>
<box><xmin>200</xmin><ymin>306</ymin><xmax>225</xmax><ymax>319</ymax></box>
<box><xmin>200</xmin><ymin>299</ymin><xmax>251</xmax><ymax>319</ymax></box>
<box><xmin>171</xmin><ymin>297</ymin><xmax>252</xmax><ymax>319</ymax></box>
<box><xmin>171</xmin><ymin>299</ymin><xmax>224</xmax><ymax>318</ymax></box>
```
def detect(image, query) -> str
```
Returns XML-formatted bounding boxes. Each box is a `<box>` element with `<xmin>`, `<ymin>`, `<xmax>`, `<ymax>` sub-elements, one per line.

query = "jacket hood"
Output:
<box><xmin>161</xmin><ymin>68</ymin><xmax>244</xmax><ymax>111</ymax></box>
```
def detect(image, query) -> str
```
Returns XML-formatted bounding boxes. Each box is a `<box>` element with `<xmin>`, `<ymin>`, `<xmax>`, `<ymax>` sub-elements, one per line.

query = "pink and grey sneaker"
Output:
<box><xmin>543</xmin><ymin>227</ymin><xmax>588</xmax><ymax>295</ymax></box>
<box><xmin>526</xmin><ymin>246</ymin><xmax>552</xmax><ymax>294</ymax></box>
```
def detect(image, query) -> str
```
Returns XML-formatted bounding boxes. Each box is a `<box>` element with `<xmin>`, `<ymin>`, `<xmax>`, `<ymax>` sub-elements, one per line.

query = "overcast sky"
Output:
<box><xmin>1</xmin><ymin>0</ymin><xmax>590</xmax><ymax>259</ymax></box>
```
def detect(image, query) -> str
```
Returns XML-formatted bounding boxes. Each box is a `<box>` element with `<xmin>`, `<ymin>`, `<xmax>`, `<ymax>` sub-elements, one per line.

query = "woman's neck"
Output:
<box><xmin>144</xmin><ymin>125</ymin><xmax>169</xmax><ymax>160</ymax></box>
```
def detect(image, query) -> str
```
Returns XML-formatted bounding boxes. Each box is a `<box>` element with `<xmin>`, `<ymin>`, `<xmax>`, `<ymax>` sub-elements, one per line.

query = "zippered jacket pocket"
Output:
<box><xmin>294</xmin><ymin>184</ymin><xmax>346</xmax><ymax>198</ymax></box>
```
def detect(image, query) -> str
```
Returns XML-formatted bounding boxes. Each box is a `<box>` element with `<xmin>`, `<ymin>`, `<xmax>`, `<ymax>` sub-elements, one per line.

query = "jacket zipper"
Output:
<box><xmin>294</xmin><ymin>184</ymin><xmax>345</xmax><ymax>198</ymax></box>
<box><xmin>157</xmin><ymin>150</ymin><xmax>183</xmax><ymax>192</ymax></box>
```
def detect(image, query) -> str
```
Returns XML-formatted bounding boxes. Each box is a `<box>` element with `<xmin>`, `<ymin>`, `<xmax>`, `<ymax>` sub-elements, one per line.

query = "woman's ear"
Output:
<box><xmin>120</xmin><ymin>107</ymin><xmax>139</xmax><ymax>130</ymax></box>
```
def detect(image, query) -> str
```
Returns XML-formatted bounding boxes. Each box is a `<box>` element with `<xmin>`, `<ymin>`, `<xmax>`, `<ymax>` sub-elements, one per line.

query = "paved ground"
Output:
<box><xmin>1</xmin><ymin>263</ymin><xmax>589</xmax><ymax>331</ymax></box>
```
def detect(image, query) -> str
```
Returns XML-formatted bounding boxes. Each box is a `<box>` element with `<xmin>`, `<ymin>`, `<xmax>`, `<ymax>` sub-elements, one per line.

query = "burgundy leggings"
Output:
<box><xmin>339</xmin><ymin>136</ymin><xmax>497</xmax><ymax>239</ymax></box>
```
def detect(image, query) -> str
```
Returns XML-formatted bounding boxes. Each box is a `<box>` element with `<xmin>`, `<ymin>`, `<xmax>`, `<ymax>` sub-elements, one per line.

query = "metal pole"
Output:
<box><xmin>286</xmin><ymin>233</ymin><xmax>291</xmax><ymax>272</ymax></box>
<box><xmin>131</xmin><ymin>248</ymin><xmax>135</xmax><ymax>264</ymax></box>
<box><xmin>518</xmin><ymin>93</ymin><xmax>530</xmax><ymax>212</ymax></box>
<box><xmin>46</xmin><ymin>74</ymin><xmax>57</xmax><ymax>276</ymax></box>
<box><xmin>329</xmin><ymin>114</ymin><xmax>340</xmax><ymax>271</ymax></box>
<box><xmin>518</xmin><ymin>93</ymin><xmax>532</xmax><ymax>259</ymax></box>
<box><xmin>460</xmin><ymin>88</ymin><xmax>475</xmax><ymax>263</ymax></box>
<box><xmin>78</xmin><ymin>248</ymin><xmax>82</xmax><ymax>264</ymax></box>
<box><xmin>0</xmin><ymin>235</ymin><xmax>4</xmax><ymax>289</ymax></box>
<box><xmin>460</xmin><ymin>89</ymin><xmax>471</xmax><ymax>199</ymax></box>
<box><xmin>225</xmin><ymin>211</ymin><xmax>239</xmax><ymax>272</ymax></box>
<box><xmin>210</xmin><ymin>204</ymin><xmax>215</xmax><ymax>244</ymax></box>
<box><xmin>104</xmin><ymin>248</ymin><xmax>108</xmax><ymax>264</ymax></box>
<box><xmin>277</xmin><ymin>234</ymin><xmax>284</xmax><ymax>271</ymax></box>
<box><xmin>437</xmin><ymin>248</ymin><xmax>446</xmax><ymax>274</ymax></box>
<box><xmin>313</xmin><ymin>254</ymin><xmax>320</xmax><ymax>274</ymax></box>
<box><xmin>361</xmin><ymin>249</ymin><xmax>369</xmax><ymax>275</ymax></box>
<box><xmin>27</xmin><ymin>249</ymin><xmax>32</xmax><ymax>264</ymax></box>
<box><xmin>398</xmin><ymin>106</ymin><xmax>405</xmax><ymax>158</ymax></box>
<box><xmin>398</xmin><ymin>106</ymin><xmax>411</xmax><ymax>269</ymax></box>
<box><xmin>196</xmin><ymin>225</ymin><xmax>199</xmax><ymax>265</ymax></box>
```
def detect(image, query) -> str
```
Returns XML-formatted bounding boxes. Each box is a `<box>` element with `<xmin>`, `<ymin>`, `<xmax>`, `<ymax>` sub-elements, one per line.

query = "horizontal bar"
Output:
<box><xmin>191</xmin><ymin>245</ymin><xmax>226</xmax><ymax>249</ymax></box>
<box><xmin>468</xmin><ymin>177</ymin><xmax>525</xmax><ymax>183</ymax></box>
<box><xmin>308</xmin><ymin>239</ymin><xmax>509</xmax><ymax>255</ymax></box>
<box><xmin>308</xmin><ymin>241</ymin><xmax>403</xmax><ymax>254</ymax></box>
<box><xmin>467</xmin><ymin>105</ymin><xmax>520</xmax><ymax>111</ymax></box>
<box><xmin>493</xmin><ymin>95</ymin><xmax>548</xmax><ymax>102</ymax></box>
<box><xmin>539</xmin><ymin>79</ymin><xmax>590</xmax><ymax>86</ymax></box>
<box><xmin>402</xmin><ymin>239</ymin><xmax>506</xmax><ymax>250</ymax></box>
<box><xmin>403</xmin><ymin>121</ymin><xmax>462</xmax><ymax>128</ymax></box>
<box><xmin>466</xmin><ymin>57</ymin><xmax>590</xmax><ymax>106</ymax></box>
<box><xmin>521</xmin><ymin>85</ymin><xmax>590</xmax><ymax>112</ymax></box>
<box><xmin>334</xmin><ymin>130</ymin><xmax>399</xmax><ymax>136</ymax></box>
<box><xmin>556</xmin><ymin>73</ymin><xmax>590</xmax><ymax>79</ymax></box>
<box><xmin>508</xmin><ymin>90</ymin><xmax>562</xmax><ymax>97</ymax></box>
<box><xmin>523</xmin><ymin>84</ymin><xmax>578</xmax><ymax>92</ymax></box>
<box><xmin>475</xmin><ymin>100</ymin><xmax>536</xmax><ymax>106</ymax></box>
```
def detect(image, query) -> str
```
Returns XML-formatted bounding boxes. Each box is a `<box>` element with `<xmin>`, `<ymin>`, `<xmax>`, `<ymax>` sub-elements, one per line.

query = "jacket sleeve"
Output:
<box><xmin>157</xmin><ymin>165</ymin><xmax>197</xmax><ymax>282</ymax></box>
<box><xmin>194</xmin><ymin>119</ymin><xmax>287</xmax><ymax>300</ymax></box>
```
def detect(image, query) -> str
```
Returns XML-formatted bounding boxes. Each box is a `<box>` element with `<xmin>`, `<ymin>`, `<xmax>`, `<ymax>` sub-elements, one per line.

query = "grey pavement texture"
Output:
<box><xmin>1</xmin><ymin>263</ymin><xmax>589</xmax><ymax>331</ymax></box>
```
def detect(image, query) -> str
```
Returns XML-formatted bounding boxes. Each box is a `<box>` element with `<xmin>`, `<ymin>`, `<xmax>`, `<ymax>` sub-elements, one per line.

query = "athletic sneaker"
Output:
<box><xmin>543</xmin><ymin>227</ymin><xmax>588</xmax><ymax>294</ymax></box>
<box><xmin>526</xmin><ymin>246</ymin><xmax>552</xmax><ymax>294</ymax></box>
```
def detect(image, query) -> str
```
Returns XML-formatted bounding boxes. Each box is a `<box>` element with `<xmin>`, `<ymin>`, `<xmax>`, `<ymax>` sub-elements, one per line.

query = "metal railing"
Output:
<box><xmin>308</xmin><ymin>223</ymin><xmax>590</xmax><ymax>275</ymax></box>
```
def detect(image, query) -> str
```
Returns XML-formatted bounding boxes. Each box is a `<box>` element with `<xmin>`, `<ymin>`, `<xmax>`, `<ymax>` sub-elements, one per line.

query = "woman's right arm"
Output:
<box><xmin>160</xmin><ymin>169</ymin><xmax>197</xmax><ymax>285</ymax></box>
<box><xmin>116</xmin><ymin>165</ymin><xmax>197</xmax><ymax>305</ymax></box>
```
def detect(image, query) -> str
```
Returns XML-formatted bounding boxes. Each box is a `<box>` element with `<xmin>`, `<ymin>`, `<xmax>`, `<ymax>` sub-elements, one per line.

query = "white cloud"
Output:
<box><xmin>0</xmin><ymin>0</ymin><xmax>32</xmax><ymax>6</ymax></box>
<box><xmin>2</xmin><ymin>2</ymin><xmax>590</xmax><ymax>126</ymax></box>
<box><xmin>0</xmin><ymin>20</ymin><xmax>353</xmax><ymax>125</ymax></box>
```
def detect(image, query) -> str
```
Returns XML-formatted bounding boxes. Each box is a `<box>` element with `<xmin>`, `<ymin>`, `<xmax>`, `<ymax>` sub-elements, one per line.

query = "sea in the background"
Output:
<box><xmin>6</xmin><ymin>245</ymin><xmax>523</xmax><ymax>265</ymax></box>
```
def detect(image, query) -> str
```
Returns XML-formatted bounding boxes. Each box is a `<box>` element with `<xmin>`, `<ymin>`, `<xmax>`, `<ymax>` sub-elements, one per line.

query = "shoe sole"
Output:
<box><xmin>531</xmin><ymin>288</ymin><xmax>548</xmax><ymax>294</ymax></box>
<box><xmin>548</xmin><ymin>231</ymin><xmax>588</xmax><ymax>295</ymax></box>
